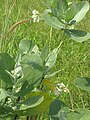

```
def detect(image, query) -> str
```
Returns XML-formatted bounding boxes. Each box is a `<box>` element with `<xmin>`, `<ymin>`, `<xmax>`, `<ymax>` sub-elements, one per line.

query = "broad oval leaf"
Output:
<box><xmin>51</xmin><ymin>0</ymin><xmax>68</xmax><ymax>21</ymax></box>
<box><xmin>72</xmin><ymin>1</ymin><xmax>89</xmax><ymax>23</ymax></box>
<box><xmin>19</xmin><ymin>40</ymin><xmax>34</xmax><ymax>54</ymax></box>
<box><xmin>74</xmin><ymin>77</ymin><xmax>90</xmax><ymax>91</ymax></box>
<box><xmin>41</xmin><ymin>45</ymin><xmax>49</xmax><ymax>61</ymax></box>
<box><xmin>80</xmin><ymin>114</ymin><xmax>90</xmax><ymax>120</ymax></box>
<box><xmin>18</xmin><ymin>92</ymin><xmax>52</xmax><ymax>116</ymax></box>
<box><xmin>0</xmin><ymin>89</ymin><xmax>9</xmax><ymax>101</ymax></box>
<box><xmin>21</xmin><ymin>53</ymin><xmax>43</xmax><ymax>67</ymax></box>
<box><xmin>65</xmin><ymin>29</ymin><xmax>90</xmax><ymax>42</ymax></box>
<box><xmin>56</xmin><ymin>0</ymin><xmax>68</xmax><ymax>15</ymax></box>
<box><xmin>0</xmin><ymin>53</ymin><xmax>15</xmax><ymax>71</ymax></box>
<box><xmin>43</xmin><ymin>0</ymin><xmax>54</xmax><ymax>8</ymax></box>
<box><xmin>16</xmin><ymin>65</ymin><xmax>43</xmax><ymax>86</ymax></box>
<box><xmin>43</xmin><ymin>9</ymin><xmax>65</xmax><ymax>30</ymax></box>
<box><xmin>49</xmin><ymin>99</ymin><xmax>68</xmax><ymax>120</ymax></box>
<box><xmin>67</xmin><ymin>108</ymin><xmax>90</xmax><ymax>120</ymax></box>
<box><xmin>66</xmin><ymin>1</ymin><xmax>89</xmax><ymax>23</ymax></box>
<box><xmin>0</xmin><ymin>69</ymin><xmax>14</xmax><ymax>85</ymax></box>
<box><xmin>19</xmin><ymin>95</ymin><xmax>44</xmax><ymax>110</ymax></box>
<box><xmin>56</xmin><ymin>0</ymin><xmax>68</xmax><ymax>19</ymax></box>
<box><xmin>45</xmin><ymin>47</ymin><xmax>58</xmax><ymax>69</ymax></box>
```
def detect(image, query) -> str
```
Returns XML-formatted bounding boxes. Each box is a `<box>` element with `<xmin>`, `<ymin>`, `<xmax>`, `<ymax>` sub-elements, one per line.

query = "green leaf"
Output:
<box><xmin>80</xmin><ymin>114</ymin><xmax>90</xmax><ymax>120</ymax></box>
<box><xmin>43</xmin><ymin>9</ymin><xmax>65</xmax><ymax>30</ymax></box>
<box><xmin>21</xmin><ymin>53</ymin><xmax>43</xmax><ymax>67</ymax></box>
<box><xmin>67</xmin><ymin>108</ymin><xmax>90</xmax><ymax>120</ymax></box>
<box><xmin>41</xmin><ymin>45</ymin><xmax>49</xmax><ymax>61</ymax></box>
<box><xmin>0</xmin><ymin>89</ymin><xmax>9</xmax><ymax>101</ymax></box>
<box><xmin>17</xmin><ymin>92</ymin><xmax>52</xmax><ymax>115</ymax></box>
<box><xmin>50</xmin><ymin>0</ymin><xmax>68</xmax><ymax>21</ymax></box>
<box><xmin>19</xmin><ymin>40</ymin><xmax>34</xmax><ymax>54</ymax></box>
<box><xmin>65</xmin><ymin>29</ymin><xmax>90</xmax><ymax>42</ymax></box>
<box><xmin>56</xmin><ymin>0</ymin><xmax>68</xmax><ymax>19</ymax></box>
<box><xmin>16</xmin><ymin>53</ymin><xmax>44</xmax><ymax>85</ymax></box>
<box><xmin>15</xmin><ymin>81</ymin><xmax>34</xmax><ymax>97</ymax></box>
<box><xmin>45</xmin><ymin>70</ymin><xmax>61</xmax><ymax>78</ymax></box>
<box><xmin>18</xmin><ymin>95</ymin><xmax>44</xmax><ymax>111</ymax></box>
<box><xmin>56</xmin><ymin>0</ymin><xmax>68</xmax><ymax>15</ymax></box>
<box><xmin>72</xmin><ymin>1</ymin><xmax>89</xmax><ymax>23</ymax></box>
<box><xmin>16</xmin><ymin>65</ymin><xmax>43</xmax><ymax>86</ymax></box>
<box><xmin>0</xmin><ymin>69</ymin><xmax>14</xmax><ymax>85</ymax></box>
<box><xmin>0</xmin><ymin>53</ymin><xmax>15</xmax><ymax>71</ymax></box>
<box><xmin>74</xmin><ymin>77</ymin><xmax>90</xmax><ymax>91</ymax></box>
<box><xmin>66</xmin><ymin>1</ymin><xmax>89</xmax><ymax>23</ymax></box>
<box><xmin>0</xmin><ymin>105</ymin><xmax>14</xmax><ymax>118</ymax></box>
<box><xmin>66</xmin><ymin>1</ymin><xmax>76</xmax><ymax>22</ymax></box>
<box><xmin>31</xmin><ymin>45</ymin><xmax>40</xmax><ymax>54</ymax></box>
<box><xmin>49</xmin><ymin>99</ymin><xmax>68</xmax><ymax>120</ymax></box>
<box><xmin>43</xmin><ymin>0</ymin><xmax>54</xmax><ymax>8</ymax></box>
<box><xmin>45</xmin><ymin>47</ymin><xmax>58</xmax><ymax>69</ymax></box>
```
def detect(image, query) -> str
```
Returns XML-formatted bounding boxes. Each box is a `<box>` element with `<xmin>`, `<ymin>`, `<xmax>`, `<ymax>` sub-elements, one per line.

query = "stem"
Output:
<box><xmin>69</xmin><ymin>91</ymin><xmax>74</xmax><ymax>110</ymax></box>
<box><xmin>77</xmin><ymin>86</ymin><xmax>85</xmax><ymax>108</ymax></box>
<box><xmin>14</xmin><ymin>114</ymin><xmax>18</xmax><ymax>120</ymax></box>
<box><xmin>49</xmin><ymin>27</ymin><xmax>53</xmax><ymax>50</ymax></box>
<box><xmin>57</xmin><ymin>30</ymin><xmax>64</xmax><ymax>51</ymax></box>
<box><xmin>7</xmin><ymin>18</ymin><xmax>32</xmax><ymax>36</ymax></box>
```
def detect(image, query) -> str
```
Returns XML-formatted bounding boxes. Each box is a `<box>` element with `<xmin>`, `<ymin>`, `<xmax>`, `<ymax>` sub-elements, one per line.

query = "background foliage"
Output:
<box><xmin>0</xmin><ymin>0</ymin><xmax>90</xmax><ymax>119</ymax></box>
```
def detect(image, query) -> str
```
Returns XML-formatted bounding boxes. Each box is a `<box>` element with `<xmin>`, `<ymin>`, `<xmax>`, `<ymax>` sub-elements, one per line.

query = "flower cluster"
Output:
<box><xmin>32</xmin><ymin>10</ymin><xmax>40</xmax><ymax>23</ymax></box>
<box><xmin>54</xmin><ymin>83</ymin><xmax>69</xmax><ymax>96</ymax></box>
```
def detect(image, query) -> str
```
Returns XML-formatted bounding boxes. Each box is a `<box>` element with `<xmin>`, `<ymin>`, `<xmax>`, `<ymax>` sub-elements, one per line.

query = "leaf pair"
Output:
<box><xmin>43</xmin><ymin>0</ymin><xmax>90</xmax><ymax>42</ymax></box>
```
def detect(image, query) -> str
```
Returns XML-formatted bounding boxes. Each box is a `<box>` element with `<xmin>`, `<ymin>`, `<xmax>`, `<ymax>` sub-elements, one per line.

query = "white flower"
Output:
<box><xmin>54</xmin><ymin>82</ymin><xmax>69</xmax><ymax>96</ymax></box>
<box><xmin>23</xmin><ymin>51</ymin><xmax>28</xmax><ymax>54</ymax></box>
<box><xmin>32</xmin><ymin>9</ymin><xmax>40</xmax><ymax>23</ymax></box>
<box><xmin>57</xmin><ymin>83</ymin><xmax>65</xmax><ymax>88</ymax></box>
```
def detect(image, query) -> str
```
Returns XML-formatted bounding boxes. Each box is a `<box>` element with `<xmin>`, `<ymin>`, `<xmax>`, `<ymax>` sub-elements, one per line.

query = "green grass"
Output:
<box><xmin>0</xmin><ymin>0</ymin><xmax>90</xmax><ymax>118</ymax></box>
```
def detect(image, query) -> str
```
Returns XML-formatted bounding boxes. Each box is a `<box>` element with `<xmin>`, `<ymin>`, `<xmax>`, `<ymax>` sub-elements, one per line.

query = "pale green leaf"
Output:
<box><xmin>0</xmin><ymin>89</ymin><xmax>9</xmax><ymax>101</ymax></box>
<box><xmin>43</xmin><ymin>0</ymin><xmax>54</xmax><ymax>8</ymax></box>
<box><xmin>19</xmin><ymin>40</ymin><xmax>34</xmax><ymax>54</ymax></box>
<box><xmin>65</xmin><ymin>29</ymin><xmax>90</xmax><ymax>42</ymax></box>
<box><xmin>45</xmin><ymin>47</ymin><xmax>58</xmax><ymax>69</ymax></box>
<box><xmin>43</xmin><ymin>9</ymin><xmax>65</xmax><ymax>30</ymax></box>
<box><xmin>16</xmin><ymin>65</ymin><xmax>43</xmax><ymax>86</ymax></box>
<box><xmin>74</xmin><ymin>77</ymin><xmax>90</xmax><ymax>91</ymax></box>
<box><xmin>66</xmin><ymin>1</ymin><xmax>89</xmax><ymax>23</ymax></box>
<box><xmin>45</xmin><ymin>70</ymin><xmax>61</xmax><ymax>78</ymax></box>
<box><xmin>19</xmin><ymin>95</ymin><xmax>44</xmax><ymax>110</ymax></box>
<box><xmin>18</xmin><ymin>92</ymin><xmax>52</xmax><ymax>115</ymax></box>
<box><xmin>56</xmin><ymin>0</ymin><xmax>68</xmax><ymax>14</ymax></box>
<box><xmin>0</xmin><ymin>53</ymin><xmax>15</xmax><ymax>71</ymax></box>
<box><xmin>72</xmin><ymin>1</ymin><xmax>89</xmax><ymax>23</ymax></box>
<box><xmin>41</xmin><ymin>45</ymin><xmax>49</xmax><ymax>61</ymax></box>
<box><xmin>67</xmin><ymin>108</ymin><xmax>90</xmax><ymax>120</ymax></box>
<box><xmin>80</xmin><ymin>114</ymin><xmax>90</xmax><ymax>120</ymax></box>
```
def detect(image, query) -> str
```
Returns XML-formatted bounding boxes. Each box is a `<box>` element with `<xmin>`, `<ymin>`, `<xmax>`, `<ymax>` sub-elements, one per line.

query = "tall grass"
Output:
<box><xmin>0</xmin><ymin>0</ymin><xmax>90</xmax><ymax>112</ymax></box>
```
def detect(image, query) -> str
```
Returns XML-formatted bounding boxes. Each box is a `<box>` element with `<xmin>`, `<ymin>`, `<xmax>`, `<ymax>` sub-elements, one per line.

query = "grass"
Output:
<box><xmin>0</xmin><ymin>0</ymin><xmax>90</xmax><ymax>118</ymax></box>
